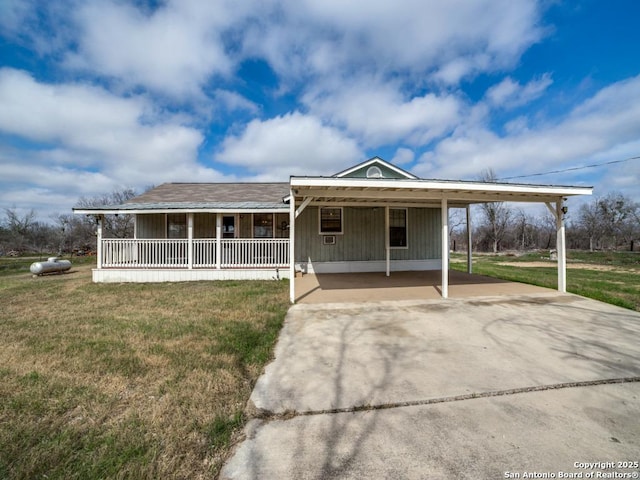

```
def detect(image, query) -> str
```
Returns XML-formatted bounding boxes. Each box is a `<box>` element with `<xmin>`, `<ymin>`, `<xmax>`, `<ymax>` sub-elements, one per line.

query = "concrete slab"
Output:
<box><xmin>251</xmin><ymin>293</ymin><xmax>640</xmax><ymax>413</ymax></box>
<box><xmin>221</xmin><ymin>294</ymin><xmax>640</xmax><ymax>479</ymax></box>
<box><xmin>222</xmin><ymin>383</ymin><xmax>640</xmax><ymax>480</ymax></box>
<box><xmin>295</xmin><ymin>270</ymin><xmax>552</xmax><ymax>303</ymax></box>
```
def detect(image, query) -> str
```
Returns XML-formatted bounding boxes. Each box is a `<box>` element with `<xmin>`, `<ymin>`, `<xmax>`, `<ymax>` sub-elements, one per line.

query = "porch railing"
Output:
<box><xmin>101</xmin><ymin>238</ymin><xmax>289</xmax><ymax>269</ymax></box>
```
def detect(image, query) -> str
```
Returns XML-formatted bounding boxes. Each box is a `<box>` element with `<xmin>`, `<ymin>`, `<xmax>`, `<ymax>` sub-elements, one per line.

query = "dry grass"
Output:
<box><xmin>0</xmin><ymin>265</ymin><xmax>289</xmax><ymax>479</ymax></box>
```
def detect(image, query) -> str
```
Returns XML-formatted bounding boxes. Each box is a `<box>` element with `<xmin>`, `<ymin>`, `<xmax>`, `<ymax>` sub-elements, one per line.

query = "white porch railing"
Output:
<box><xmin>220</xmin><ymin>239</ymin><xmax>289</xmax><ymax>268</ymax></box>
<box><xmin>101</xmin><ymin>238</ymin><xmax>289</xmax><ymax>269</ymax></box>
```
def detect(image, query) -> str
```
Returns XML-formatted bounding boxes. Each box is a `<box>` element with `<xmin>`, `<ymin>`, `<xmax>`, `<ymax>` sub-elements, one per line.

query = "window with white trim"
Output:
<box><xmin>167</xmin><ymin>213</ymin><xmax>187</xmax><ymax>239</ymax></box>
<box><xmin>389</xmin><ymin>208</ymin><xmax>407</xmax><ymax>248</ymax></box>
<box><xmin>253</xmin><ymin>213</ymin><xmax>273</xmax><ymax>238</ymax></box>
<box><xmin>320</xmin><ymin>207</ymin><xmax>343</xmax><ymax>234</ymax></box>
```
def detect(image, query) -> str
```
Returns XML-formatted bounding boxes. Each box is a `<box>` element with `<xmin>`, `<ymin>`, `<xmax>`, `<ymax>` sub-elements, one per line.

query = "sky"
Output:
<box><xmin>1</xmin><ymin>0</ymin><xmax>639</xmax><ymax>222</ymax></box>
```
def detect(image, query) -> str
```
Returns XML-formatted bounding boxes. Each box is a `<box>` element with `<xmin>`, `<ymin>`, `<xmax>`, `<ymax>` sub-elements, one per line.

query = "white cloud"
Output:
<box><xmin>391</xmin><ymin>148</ymin><xmax>415</xmax><ymax>166</ymax></box>
<box><xmin>243</xmin><ymin>0</ymin><xmax>545</xmax><ymax>85</ymax></box>
<box><xmin>213</xmin><ymin>90</ymin><xmax>260</xmax><ymax>115</ymax></box>
<box><xmin>304</xmin><ymin>80</ymin><xmax>463</xmax><ymax>147</ymax></box>
<box><xmin>486</xmin><ymin>74</ymin><xmax>553</xmax><ymax>109</ymax></box>
<box><xmin>0</xmin><ymin>68</ymin><xmax>203</xmax><ymax>173</ymax></box>
<box><xmin>0</xmin><ymin>68</ymin><xmax>238</xmax><ymax>218</ymax></box>
<box><xmin>216</xmin><ymin>112</ymin><xmax>363</xmax><ymax>178</ymax></box>
<box><xmin>0</xmin><ymin>0</ymin><xmax>30</xmax><ymax>36</ymax></box>
<box><xmin>66</xmin><ymin>0</ymin><xmax>248</xmax><ymax>97</ymax></box>
<box><xmin>414</xmin><ymin>75</ymin><xmax>640</xmax><ymax>202</ymax></box>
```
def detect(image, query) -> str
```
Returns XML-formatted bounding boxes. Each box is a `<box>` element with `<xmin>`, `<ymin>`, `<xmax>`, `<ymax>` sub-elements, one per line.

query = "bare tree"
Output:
<box><xmin>76</xmin><ymin>188</ymin><xmax>137</xmax><ymax>239</ymax></box>
<box><xmin>575</xmin><ymin>193</ymin><xmax>639</xmax><ymax>250</ymax></box>
<box><xmin>477</xmin><ymin>169</ymin><xmax>512</xmax><ymax>253</ymax></box>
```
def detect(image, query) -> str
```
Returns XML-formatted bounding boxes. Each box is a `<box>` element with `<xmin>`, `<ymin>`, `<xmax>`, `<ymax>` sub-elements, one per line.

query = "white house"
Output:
<box><xmin>73</xmin><ymin>157</ymin><xmax>593</xmax><ymax>302</ymax></box>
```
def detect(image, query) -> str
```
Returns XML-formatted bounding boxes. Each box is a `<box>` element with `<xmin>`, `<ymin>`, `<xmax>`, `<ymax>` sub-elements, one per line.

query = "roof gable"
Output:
<box><xmin>334</xmin><ymin>157</ymin><xmax>417</xmax><ymax>179</ymax></box>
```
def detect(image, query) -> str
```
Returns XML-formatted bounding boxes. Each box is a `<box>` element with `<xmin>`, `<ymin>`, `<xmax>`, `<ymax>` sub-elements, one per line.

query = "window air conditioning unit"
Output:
<box><xmin>323</xmin><ymin>235</ymin><xmax>336</xmax><ymax>245</ymax></box>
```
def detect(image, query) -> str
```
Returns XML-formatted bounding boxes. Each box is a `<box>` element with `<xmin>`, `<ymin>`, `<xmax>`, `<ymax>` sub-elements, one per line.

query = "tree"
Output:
<box><xmin>576</xmin><ymin>193</ymin><xmax>639</xmax><ymax>251</ymax></box>
<box><xmin>596</xmin><ymin>192</ymin><xmax>638</xmax><ymax>249</ymax></box>
<box><xmin>75</xmin><ymin>188</ymin><xmax>137</xmax><ymax>239</ymax></box>
<box><xmin>477</xmin><ymin>169</ymin><xmax>512</xmax><ymax>253</ymax></box>
<box><xmin>1</xmin><ymin>208</ymin><xmax>36</xmax><ymax>252</ymax></box>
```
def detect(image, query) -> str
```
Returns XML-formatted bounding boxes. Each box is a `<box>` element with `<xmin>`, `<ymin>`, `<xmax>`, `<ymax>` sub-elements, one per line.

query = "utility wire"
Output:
<box><xmin>498</xmin><ymin>155</ymin><xmax>640</xmax><ymax>181</ymax></box>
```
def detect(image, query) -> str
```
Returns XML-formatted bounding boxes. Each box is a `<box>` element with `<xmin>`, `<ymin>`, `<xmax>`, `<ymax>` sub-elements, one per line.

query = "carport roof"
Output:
<box><xmin>289</xmin><ymin>176</ymin><xmax>593</xmax><ymax>207</ymax></box>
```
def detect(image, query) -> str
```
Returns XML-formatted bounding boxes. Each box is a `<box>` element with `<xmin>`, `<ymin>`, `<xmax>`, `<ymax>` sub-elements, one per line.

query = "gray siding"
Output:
<box><xmin>295</xmin><ymin>206</ymin><xmax>441</xmax><ymax>262</ymax></box>
<box><xmin>194</xmin><ymin>213</ymin><xmax>215</xmax><ymax>238</ymax></box>
<box><xmin>136</xmin><ymin>214</ymin><xmax>165</xmax><ymax>238</ymax></box>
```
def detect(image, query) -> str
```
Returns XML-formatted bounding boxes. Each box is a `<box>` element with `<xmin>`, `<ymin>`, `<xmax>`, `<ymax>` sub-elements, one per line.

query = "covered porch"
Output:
<box><xmin>294</xmin><ymin>270</ymin><xmax>553</xmax><ymax>303</ymax></box>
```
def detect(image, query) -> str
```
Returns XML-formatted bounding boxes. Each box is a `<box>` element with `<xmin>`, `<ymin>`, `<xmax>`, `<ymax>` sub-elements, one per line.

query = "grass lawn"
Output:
<box><xmin>451</xmin><ymin>250</ymin><xmax>640</xmax><ymax>311</ymax></box>
<box><xmin>0</xmin><ymin>261</ymin><xmax>290</xmax><ymax>479</ymax></box>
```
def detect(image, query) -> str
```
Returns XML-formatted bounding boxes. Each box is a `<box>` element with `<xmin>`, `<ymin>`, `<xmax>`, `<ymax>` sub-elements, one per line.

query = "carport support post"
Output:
<box><xmin>466</xmin><ymin>205</ymin><xmax>472</xmax><ymax>274</ymax></box>
<box><xmin>556</xmin><ymin>200</ymin><xmax>567</xmax><ymax>293</ymax></box>
<box><xmin>289</xmin><ymin>189</ymin><xmax>296</xmax><ymax>303</ymax></box>
<box><xmin>441</xmin><ymin>198</ymin><xmax>449</xmax><ymax>298</ymax></box>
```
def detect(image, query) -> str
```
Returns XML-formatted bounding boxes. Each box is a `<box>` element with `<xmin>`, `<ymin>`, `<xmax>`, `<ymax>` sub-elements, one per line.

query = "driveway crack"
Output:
<box><xmin>254</xmin><ymin>376</ymin><xmax>640</xmax><ymax>421</ymax></box>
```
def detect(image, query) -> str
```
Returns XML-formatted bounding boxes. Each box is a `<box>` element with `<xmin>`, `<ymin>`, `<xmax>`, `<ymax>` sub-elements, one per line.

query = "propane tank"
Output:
<box><xmin>30</xmin><ymin>257</ymin><xmax>72</xmax><ymax>275</ymax></box>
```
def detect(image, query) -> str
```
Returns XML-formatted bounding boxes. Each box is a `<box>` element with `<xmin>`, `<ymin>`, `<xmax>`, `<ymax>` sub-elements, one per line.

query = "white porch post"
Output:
<box><xmin>556</xmin><ymin>199</ymin><xmax>567</xmax><ymax>293</ymax></box>
<box><xmin>215</xmin><ymin>213</ymin><xmax>222</xmax><ymax>269</ymax></box>
<box><xmin>385</xmin><ymin>205</ymin><xmax>390</xmax><ymax>277</ymax></box>
<box><xmin>289</xmin><ymin>190</ymin><xmax>296</xmax><ymax>303</ymax></box>
<box><xmin>441</xmin><ymin>198</ymin><xmax>449</xmax><ymax>298</ymax></box>
<box><xmin>187</xmin><ymin>213</ymin><xmax>193</xmax><ymax>269</ymax></box>
<box><xmin>96</xmin><ymin>215</ymin><xmax>103</xmax><ymax>270</ymax></box>
<box><xmin>466</xmin><ymin>205</ymin><xmax>472</xmax><ymax>274</ymax></box>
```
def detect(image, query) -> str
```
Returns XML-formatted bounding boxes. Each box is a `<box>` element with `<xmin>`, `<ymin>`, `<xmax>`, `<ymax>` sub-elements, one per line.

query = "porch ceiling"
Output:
<box><xmin>290</xmin><ymin>177</ymin><xmax>593</xmax><ymax>207</ymax></box>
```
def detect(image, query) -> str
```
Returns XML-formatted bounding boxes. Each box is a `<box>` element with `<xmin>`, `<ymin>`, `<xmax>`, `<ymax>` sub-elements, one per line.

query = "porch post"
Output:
<box><xmin>466</xmin><ymin>205</ymin><xmax>472</xmax><ymax>274</ymax></box>
<box><xmin>385</xmin><ymin>205</ymin><xmax>390</xmax><ymax>277</ymax></box>
<box><xmin>187</xmin><ymin>213</ymin><xmax>193</xmax><ymax>269</ymax></box>
<box><xmin>289</xmin><ymin>189</ymin><xmax>296</xmax><ymax>303</ymax></box>
<box><xmin>215</xmin><ymin>213</ymin><xmax>222</xmax><ymax>269</ymax></box>
<box><xmin>556</xmin><ymin>199</ymin><xmax>567</xmax><ymax>293</ymax></box>
<box><xmin>96</xmin><ymin>215</ymin><xmax>103</xmax><ymax>270</ymax></box>
<box><xmin>441</xmin><ymin>198</ymin><xmax>449</xmax><ymax>298</ymax></box>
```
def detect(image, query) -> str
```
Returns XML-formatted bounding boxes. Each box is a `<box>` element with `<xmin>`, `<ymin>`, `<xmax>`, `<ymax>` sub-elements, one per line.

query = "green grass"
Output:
<box><xmin>451</xmin><ymin>250</ymin><xmax>640</xmax><ymax>311</ymax></box>
<box><xmin>0</xmin><ymin>253</ymin><xmax>96</xmax><ymax>276</ymax></box>
<box><xmin>0</xmin><ymin>265</ymin><xmax>290</xmax><ymax>479</ymax></box>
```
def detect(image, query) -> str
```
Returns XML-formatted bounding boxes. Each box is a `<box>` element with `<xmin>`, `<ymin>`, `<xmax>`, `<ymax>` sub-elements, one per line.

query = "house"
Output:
<box><xmin>73</xmin><ymin>157</ymin><xmax>593</xmax><ymax>302</ymax></box>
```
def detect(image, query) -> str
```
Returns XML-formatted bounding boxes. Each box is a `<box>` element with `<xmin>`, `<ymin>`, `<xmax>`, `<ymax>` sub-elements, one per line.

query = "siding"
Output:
<box><xmin>194</xmin><ymin>213</ymin><xmax>215</xmax><ymax>238</ymax></box>
<box><xmin>136</xmin><ymin>214</ymin><xmax>165</xmax><ymax>238</ymax></box>
<box><xmin>295</xmin><ymin>206</ymin><xmax>441</xmax><ymax>263</ymax></box>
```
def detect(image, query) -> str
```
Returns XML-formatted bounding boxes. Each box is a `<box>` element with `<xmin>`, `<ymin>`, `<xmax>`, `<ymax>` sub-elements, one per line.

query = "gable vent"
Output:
<box><xmin>366</xmin><ymin>166</ymin><xmax>383</xmax><ymax>178</ymax></box>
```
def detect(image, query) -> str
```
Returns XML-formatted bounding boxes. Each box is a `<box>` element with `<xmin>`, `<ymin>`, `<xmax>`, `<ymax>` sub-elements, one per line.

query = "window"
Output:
<box><xmin>253</xmin><ymin>213</ymin><xmax>273</xmax><ymax>238</ymax></box>
<box><xmin>167</xmin><ymin>213</ymin><xmax>187</xmax><ymax>238</ymax></box>
<box><xmin>389</xmin><ymin>208</ymin><xmax>407</xmax><ymax>248</ymax></box>
<box><xmin>320</xmin><ymin>207</ymin><xmax>343</xmax><ymax>234</ymax></box>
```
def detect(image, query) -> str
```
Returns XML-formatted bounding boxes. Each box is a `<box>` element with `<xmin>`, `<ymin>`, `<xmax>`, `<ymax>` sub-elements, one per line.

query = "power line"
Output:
<box><xmin>498</xmin><ymin>155</ymin><xmax>640</xmax><ymax>181</ymax></box>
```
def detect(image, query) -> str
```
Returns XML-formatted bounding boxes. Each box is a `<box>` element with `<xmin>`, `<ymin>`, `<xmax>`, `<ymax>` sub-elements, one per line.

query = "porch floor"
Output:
<box><xmin>295</xmin><ymin>270</ymin><xmax>552</xmax><ymax>303</ymax></box>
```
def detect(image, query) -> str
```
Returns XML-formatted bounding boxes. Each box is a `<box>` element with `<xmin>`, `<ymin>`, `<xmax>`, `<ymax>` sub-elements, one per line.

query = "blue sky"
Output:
<box><xmin>1</xmin><ymin>0</ymin><xmax>639</xmax><ymax>221</ymax></box>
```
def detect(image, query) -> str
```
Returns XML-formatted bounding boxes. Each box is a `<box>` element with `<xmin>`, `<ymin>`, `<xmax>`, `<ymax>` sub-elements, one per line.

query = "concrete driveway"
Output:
<box><xmin>221</xmin><ymin>293</ymin><xmax>640</xmax><ymax>479</ymax></box>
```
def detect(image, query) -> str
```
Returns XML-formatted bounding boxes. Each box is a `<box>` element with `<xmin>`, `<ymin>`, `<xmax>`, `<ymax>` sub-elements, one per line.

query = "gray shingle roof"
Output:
<box><xmin>127</xmin><ymin>183</ymin><xmax>290</xmax><ymax>204</ymax></box>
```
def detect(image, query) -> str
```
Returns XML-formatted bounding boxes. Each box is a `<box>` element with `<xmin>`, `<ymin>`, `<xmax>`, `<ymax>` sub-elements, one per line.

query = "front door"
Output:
<box><xmin>222</xmin><ymin>215</ymin><xmax>235</xmax><ymax>238</ymax></box>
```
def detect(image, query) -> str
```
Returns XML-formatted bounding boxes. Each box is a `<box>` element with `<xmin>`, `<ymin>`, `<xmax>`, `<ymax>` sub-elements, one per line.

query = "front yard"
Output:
<box><xmin>0</xmin><ymin>264</ymin><xmax>289</xmax><ymax>479</ymax></box>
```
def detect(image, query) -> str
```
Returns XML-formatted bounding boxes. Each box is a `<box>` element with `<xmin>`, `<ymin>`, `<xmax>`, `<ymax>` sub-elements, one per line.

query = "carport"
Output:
<box><xmin>288</xmin><ymin>176</ymin><xmax>592</xmax><ymax>303</ymax></box>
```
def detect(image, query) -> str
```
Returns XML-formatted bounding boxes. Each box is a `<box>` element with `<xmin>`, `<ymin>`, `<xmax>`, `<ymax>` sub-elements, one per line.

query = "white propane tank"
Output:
<box><xmin>30</xmin><ymin>257</ymin><xmax>72</xmax><ymax>275</ymax></box>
